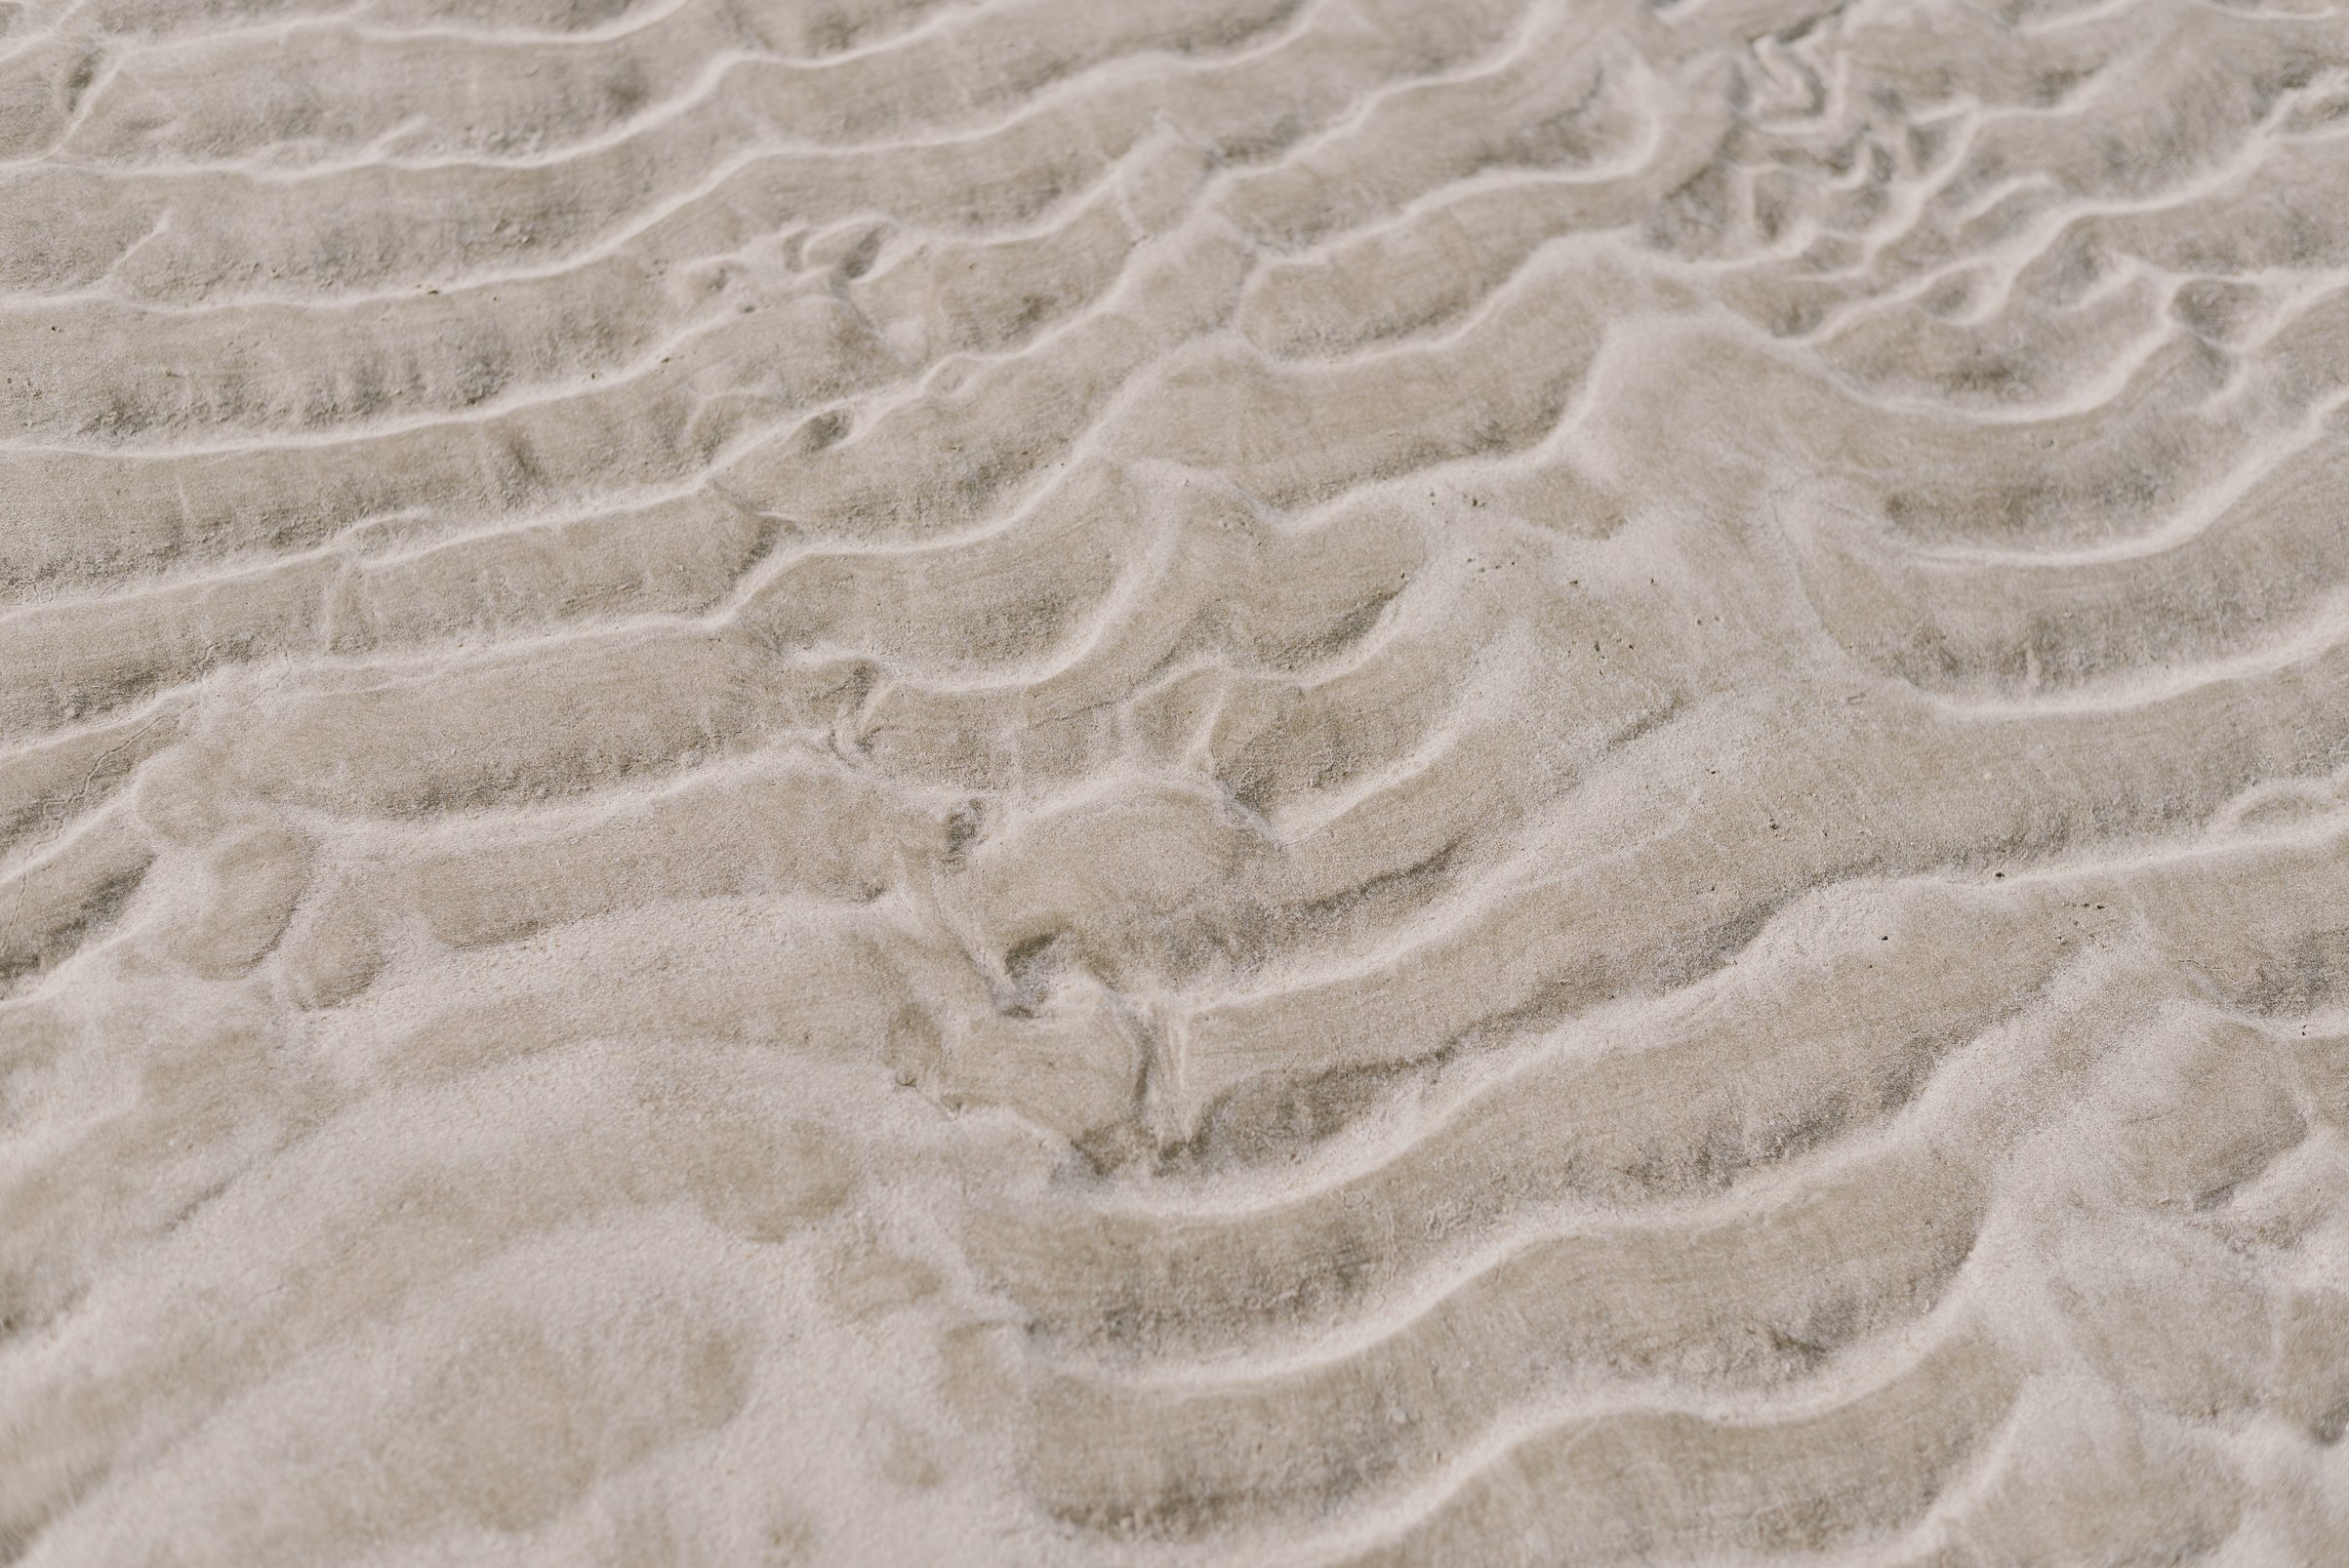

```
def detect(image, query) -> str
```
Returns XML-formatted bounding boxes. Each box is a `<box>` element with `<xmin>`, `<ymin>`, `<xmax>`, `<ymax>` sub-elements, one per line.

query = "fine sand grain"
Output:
<box><xmin>5</xmin><ymin>0</ymin><xmax>2349</xmax><ymax>1562</ymax></box>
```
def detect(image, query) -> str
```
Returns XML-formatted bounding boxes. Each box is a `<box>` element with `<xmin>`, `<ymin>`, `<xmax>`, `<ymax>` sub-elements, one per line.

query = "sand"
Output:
<box><xmin>3</xmin><ymin>0</ymin><xmax>2348</xmax><ymax>1562</ymax></box>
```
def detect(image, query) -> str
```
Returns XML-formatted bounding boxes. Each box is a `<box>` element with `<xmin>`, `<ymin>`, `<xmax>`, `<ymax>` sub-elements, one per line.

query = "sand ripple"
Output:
<box><xmin>4</xmin><ymin>0</ymin><xmax>2348</xmax><ymax>1561</ymax></box>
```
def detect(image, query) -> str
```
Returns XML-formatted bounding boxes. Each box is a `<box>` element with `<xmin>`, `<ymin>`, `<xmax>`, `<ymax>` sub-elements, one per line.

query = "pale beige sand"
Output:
<box><xmin>4</xmin><ymin>0</ymin><xmax>2349</xmax><ymax>1562</ymax></box>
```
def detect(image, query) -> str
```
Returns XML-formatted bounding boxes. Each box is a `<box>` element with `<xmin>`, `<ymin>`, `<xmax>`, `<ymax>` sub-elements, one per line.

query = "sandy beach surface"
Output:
<box><xmin>5</xmin><ymin>0</ymin><xmax>2349</xmax><ymax>1562</ymax></box>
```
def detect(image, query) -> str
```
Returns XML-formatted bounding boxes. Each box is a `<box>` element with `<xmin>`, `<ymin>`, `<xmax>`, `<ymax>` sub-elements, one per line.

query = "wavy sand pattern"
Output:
<box><xmin>5</xmin><ymin>0</ymin><xmax>2349</xmax><ymax>1561</ymax></box>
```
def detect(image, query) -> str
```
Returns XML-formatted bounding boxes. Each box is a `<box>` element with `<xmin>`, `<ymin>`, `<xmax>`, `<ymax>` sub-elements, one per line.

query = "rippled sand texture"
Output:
<box><xmin>6</xmin><ymin>0</ymin><xmax>2349</xmax><ymax>1562</ymax></box>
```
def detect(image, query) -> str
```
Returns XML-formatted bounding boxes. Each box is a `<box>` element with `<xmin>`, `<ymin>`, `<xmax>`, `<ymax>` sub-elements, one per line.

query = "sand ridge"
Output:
<box><xmin>3</xmin><ymin>0</ymin><xmax>2349</xmax><ymax>1561</ymax></box>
